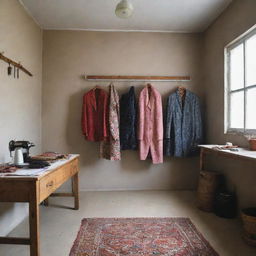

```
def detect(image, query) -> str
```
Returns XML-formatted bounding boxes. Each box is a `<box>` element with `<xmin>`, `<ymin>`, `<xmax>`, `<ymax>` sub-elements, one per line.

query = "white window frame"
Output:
<box><xmin>225</xmin><ymin>25</ymin><xmax>256</xmax><ymax>135</ymax></box>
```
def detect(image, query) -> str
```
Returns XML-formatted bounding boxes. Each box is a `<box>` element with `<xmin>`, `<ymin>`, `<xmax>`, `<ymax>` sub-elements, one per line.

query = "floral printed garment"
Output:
<box><xmin>100</xmin><ymin>84</ymin><xmax>121</xmax><ymax>160</ymax></box>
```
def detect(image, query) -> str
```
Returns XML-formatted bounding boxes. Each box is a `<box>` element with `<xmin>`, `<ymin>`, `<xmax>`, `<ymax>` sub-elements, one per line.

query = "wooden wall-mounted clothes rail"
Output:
<box><xmin>0</xmin><ymin>52</ymin><xmax>33</xmax><ymax>77</ymax></box>
<box><xmin>85</xmin><ymin>75</ymin><xmax>190</xmax><ymax>82</ymax></box>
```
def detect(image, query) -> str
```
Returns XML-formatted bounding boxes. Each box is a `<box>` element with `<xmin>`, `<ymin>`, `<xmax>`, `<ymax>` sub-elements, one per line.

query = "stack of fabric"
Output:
<box><xmin>31</xmin><ymin>152</ymin><xmax>68</xmax><ymax>162</ymax></box>
<box><xmin>0</xmin><ymin>164</ymin><xmax>17</xmax><ymax>173</ymax></box>
<box><xmin>27</xmin><ymin>152</ymin><xmax>68</xmax><ymax>168</ymax></box>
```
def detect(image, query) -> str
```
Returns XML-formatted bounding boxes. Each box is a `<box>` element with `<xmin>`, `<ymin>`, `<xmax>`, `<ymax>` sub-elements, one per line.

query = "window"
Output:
<box><xmin>225</xmin><ymin>26</ymin><xmax>256</xmax><ymax>134</ymax></box>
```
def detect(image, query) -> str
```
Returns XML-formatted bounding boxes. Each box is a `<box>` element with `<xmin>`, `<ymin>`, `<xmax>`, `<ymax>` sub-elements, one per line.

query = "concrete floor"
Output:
<box><xmin>0</xmin><ymin>190</ymin><xmax>255</xmax><ymax>256</ymax></box>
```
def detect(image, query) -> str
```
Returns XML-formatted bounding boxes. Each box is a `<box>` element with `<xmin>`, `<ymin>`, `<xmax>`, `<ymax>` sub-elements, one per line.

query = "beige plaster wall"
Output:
<box><xmin>204</xmin><ymin>0</ymin><xmax>256</xmax><ymax>208</ymax></box>
<box><xmin>0</xmin><ymin>0</ymin><xmax>42</xmax><ymax>235</ymax></box>
<box><xmin>42</xmin><ymin>31</ymin><xmax>204</xmax><ymax>191</ymax></box>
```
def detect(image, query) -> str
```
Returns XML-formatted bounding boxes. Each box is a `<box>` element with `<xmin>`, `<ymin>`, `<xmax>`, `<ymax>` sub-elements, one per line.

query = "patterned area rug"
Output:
<box><xmin>69</xmin><ymin>218</ymin><xmax>219</xmax><ymax>256</ymax></box>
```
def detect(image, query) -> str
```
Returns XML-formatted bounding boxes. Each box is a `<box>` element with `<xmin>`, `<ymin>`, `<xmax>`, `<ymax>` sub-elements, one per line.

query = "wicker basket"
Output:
<box><xmin>242</xmin><ymin>233</ymin><xmax>256</xmax><ymax>247</ymax></box>
<box><xmin>197</xmin><ymin>171</ymin><xmax>221</xmax><ymax>212</ymax></box>
<box><xmin>241</xmin><ymin>208</ymin><xmax>256</xmax><ymax>246</ymax></box>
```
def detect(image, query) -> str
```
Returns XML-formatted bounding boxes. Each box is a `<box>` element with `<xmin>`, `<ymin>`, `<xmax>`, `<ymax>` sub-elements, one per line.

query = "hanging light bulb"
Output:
<box><xmin>115</xmin><ymin>0</ymin><xmax>134</xmax><ymax>19</ymax></box>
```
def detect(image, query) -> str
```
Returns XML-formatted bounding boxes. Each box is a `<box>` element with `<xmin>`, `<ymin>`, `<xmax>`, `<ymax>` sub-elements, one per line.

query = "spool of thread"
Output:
<box><xmin>14</xmin><ymin>148</ymin><xmax>24</xmax><ymax>165</ymax></box>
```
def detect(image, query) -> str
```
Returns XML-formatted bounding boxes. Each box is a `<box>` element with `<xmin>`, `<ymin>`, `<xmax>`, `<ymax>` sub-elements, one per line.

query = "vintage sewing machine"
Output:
<box><xmin>9</xmin><ymin>140</ymin><xmax>35</xmax><ymax>162</ymax></box>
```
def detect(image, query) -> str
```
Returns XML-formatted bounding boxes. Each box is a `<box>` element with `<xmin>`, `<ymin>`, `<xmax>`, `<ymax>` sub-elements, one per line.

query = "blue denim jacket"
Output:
<box><xmin>164</xmin><ymin>89</ymin><xmax>203</xmax><ymax>157</ymax></box>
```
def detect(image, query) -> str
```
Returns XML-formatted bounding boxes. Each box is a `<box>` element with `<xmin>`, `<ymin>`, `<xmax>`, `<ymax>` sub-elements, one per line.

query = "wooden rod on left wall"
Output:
<box><xmin>0</xmin><ymin>52</ymin><xmax>33</xmax><ymax>77</ymax></box>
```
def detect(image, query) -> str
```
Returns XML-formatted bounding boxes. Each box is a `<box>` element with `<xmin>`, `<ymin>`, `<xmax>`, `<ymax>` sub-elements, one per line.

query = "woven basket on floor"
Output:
<box><xmin>197</xmin><ymin>171</ymin><xmax>221</xmax><ymax>212</ymax></box>
<box><xmin>242</xmin><ymin>233</ymin><xmax>256</xmax><ymax>247</ymax></box>
<box><xmin>241</xmin><ymin>208</ymin><xmax>256</xmax><ymax>246</ymax></box>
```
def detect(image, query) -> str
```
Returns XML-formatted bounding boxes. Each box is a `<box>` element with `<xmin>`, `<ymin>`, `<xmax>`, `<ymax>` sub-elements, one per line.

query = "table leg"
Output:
<box><xmin>72</xmin><ymin>173</ymin><xmax>79</xmax><ymax>210</ymax></box>
<box><xmin>29</xmin><ymin>186</ymin><xmax>40</xmax><ymax>256</ymax></box>
<box><xmin>200</xmin><ymin>148</ymin><xmax>205</xmax><ymax>171</ymax></box>
<box><xmin>43</xmin><ymin>198</ymin><xmax>49</xmax><ymax>206</ymax></box>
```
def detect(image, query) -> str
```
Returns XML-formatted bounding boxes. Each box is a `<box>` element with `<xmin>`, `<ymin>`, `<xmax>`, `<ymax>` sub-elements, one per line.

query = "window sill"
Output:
<box><xmin>225</xmin><ymin>129</ymin><xmax>256</xmax><ymax>136</ymax></box>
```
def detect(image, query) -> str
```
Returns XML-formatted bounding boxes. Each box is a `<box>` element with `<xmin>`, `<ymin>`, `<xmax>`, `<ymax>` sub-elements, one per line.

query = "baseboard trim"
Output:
<box><xmin>78</xmin><ymin>188</ymin><xmax>196</xmax><ymax>192</ymax></box>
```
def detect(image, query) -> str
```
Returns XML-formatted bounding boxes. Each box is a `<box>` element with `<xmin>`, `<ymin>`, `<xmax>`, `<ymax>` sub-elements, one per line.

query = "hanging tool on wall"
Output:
<box><xmin>0</xmin><ymin>51</ymin><xmax>33</xmax><ymax>77</ymax></box>
<box><xmin>17</xmin><ymin>63</ymin><xmax>20</xmax><ymax>79</ymax></box>
<box><xmin>7</xmin><ymin>63</ymin><xmax>12</xmax><ymax>76</ymax></box>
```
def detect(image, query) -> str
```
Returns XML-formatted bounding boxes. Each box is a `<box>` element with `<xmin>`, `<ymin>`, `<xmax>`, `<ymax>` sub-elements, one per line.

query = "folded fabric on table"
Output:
<box><xmin>26</xmin><ymin>157</ymin><xmax>50</xmax><ymax>168</ymax></box>
<box><xmin>0</xmin><ymin>164</ymin><xmax>17</xmax><ymax>173</ymax></box>
<box><xmin>212</xmin><ymin>145</ymin><xmax>238</xmax><ymax>151</ymax></box>
<box><xmin>30</xmin><ymin>152</ymin><xmax>68</xmax><ymax>162</ymax></box>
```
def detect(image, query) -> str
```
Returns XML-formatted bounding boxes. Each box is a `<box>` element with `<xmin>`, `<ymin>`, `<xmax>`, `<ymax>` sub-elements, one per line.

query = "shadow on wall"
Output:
<box><xmin>0</xmin><ymin>202</ymin><xmax>28</xmax><ymax>236</ymax></box>
<box><xmin>66</xmin><ymin>86</ymin><xmax>97</xmax><ymax>166</ymax></box>
<box><xmin>206</xmin><ymin>154</ymin><xmax>256</xmax><ymax>208</ymax></box>
<box><xmin>0</xmin><ymin>203</ymin><xmax>14</xmax><ymax>220</ymax></box>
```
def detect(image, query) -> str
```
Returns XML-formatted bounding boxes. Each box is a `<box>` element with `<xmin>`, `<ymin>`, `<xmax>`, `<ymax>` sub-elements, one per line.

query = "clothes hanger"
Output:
<box><xmin>178</xmin><ymin>86</ymin><xmax>186</xmax><ymax>95</ymax></box>
<box><xmin>146</xmin><ymin>83</ymin><xmax>153</xmax><ymax>100</ymax></box>
<box><xmin>147</xmin><ymin>83</ymin><xmax>152</xmax><ymax>93</ymax></box>
<box><xmin>93</xmin><ymin>85</ymin><xmax>101</xmax><ymax>90</ymax></box>
<box><xmin>177</xmin><ymin>86</ymin><xmax>186</xmax><ymax>103</ymax></box>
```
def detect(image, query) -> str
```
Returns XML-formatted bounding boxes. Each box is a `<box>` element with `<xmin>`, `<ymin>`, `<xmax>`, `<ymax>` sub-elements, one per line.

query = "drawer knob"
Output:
<box><xmin>46</xmin><ymin>181</ymin><xmax>54</xmax><ymax>188</ymax></box>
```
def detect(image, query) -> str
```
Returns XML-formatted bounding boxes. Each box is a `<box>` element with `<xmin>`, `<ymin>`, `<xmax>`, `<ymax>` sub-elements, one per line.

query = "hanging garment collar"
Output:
<box><xmin>89</xmin><ymin>87</ymin><xmax>105</xmax><ymax>111</ymax></box>
<box><xmin>175</xmin><ymin>88</ymin><xmax>192</xmax><ymax>113</ymax></box>
<box><xmin>175</xmin><ymin>89</ymin><xmax>183</xmax><ymax>113</ymax></box>
<box><xmin>145</xmin><ymin>84</ymin><xmax>155</xmax><ymax>110</ymax></box>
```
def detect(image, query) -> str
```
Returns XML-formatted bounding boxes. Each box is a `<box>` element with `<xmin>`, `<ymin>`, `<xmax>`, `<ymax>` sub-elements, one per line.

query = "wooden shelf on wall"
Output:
<box><xmin>85</xmin><ymin>75</ymin><xmax>190</xmax><ymax>82</ymax></box>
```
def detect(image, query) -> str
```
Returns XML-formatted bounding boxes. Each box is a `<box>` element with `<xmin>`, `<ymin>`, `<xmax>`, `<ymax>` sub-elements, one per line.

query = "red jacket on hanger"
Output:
<box><xmin>82</xmin><ymin>88</ymin><xmax>109</xmax><ymax>142</ymax></box>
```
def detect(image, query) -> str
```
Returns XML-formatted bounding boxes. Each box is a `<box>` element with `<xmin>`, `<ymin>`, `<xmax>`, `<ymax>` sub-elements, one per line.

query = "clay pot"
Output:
<box><xmin>249</xmin><ymin>139</ymin><xmax>256</xmax><ymax>151</ymax></box>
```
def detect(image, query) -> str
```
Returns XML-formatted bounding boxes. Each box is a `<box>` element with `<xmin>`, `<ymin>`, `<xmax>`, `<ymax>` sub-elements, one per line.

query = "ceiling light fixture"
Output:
<box><xmin>115</xmin><ymin>0</ymin><xmax>134</xmax><ymax>19</ymax></box>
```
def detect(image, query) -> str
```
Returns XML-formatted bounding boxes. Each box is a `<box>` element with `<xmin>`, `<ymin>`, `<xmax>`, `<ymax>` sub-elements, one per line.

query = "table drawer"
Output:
<box><xmin>39</xmin><ymin>158</ymin><xmax>79</xmax><ymax>202</ymax></box>
<box><xmin>39</xmin><ymin>175</ymin><xmax>57</xmax><ymax>201</ymax></box>
<box><xmin>55</xmin><ymin>159</ymin><xmax>78</xmax><ymax>187</ymax></box>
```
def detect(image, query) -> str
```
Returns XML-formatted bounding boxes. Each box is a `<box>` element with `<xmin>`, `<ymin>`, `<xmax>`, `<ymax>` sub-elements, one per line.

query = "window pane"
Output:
<box><xmin>230</xmin><ymin>91</ymin><xmax>244</xmax><ymax>129</ymax></box>
<box><xmin>246</xmin><ymin>87</ymin><xmax>256</xmax><ymax>129</ymax></box>
<box><xmin>230</xmin><ymin>44</ymin><xmax>244</xmax><ymax>91</ymax></box>
<box><xmin>246</xmin><ymin>34</ymin><xmax>256</xmax><ymax>86</ymax></box>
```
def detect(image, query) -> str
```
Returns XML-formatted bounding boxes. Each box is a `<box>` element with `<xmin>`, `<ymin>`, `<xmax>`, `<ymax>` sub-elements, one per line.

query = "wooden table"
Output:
<box><xmin>0</xmin><ymin>155</ymin><xmax>80</xmax><ymax>256</ymax></box>
<box><xmin>199</xmin><ymin>145</ymin><xmax>256</xmax><ymax>171</ymax></box>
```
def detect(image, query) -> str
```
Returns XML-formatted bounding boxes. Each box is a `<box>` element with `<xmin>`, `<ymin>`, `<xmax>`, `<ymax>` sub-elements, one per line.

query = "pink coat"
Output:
<box><xmin>138</xmin><ymin>85</ymin><xmax>163</xmax><ymax>164</ymax></box>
